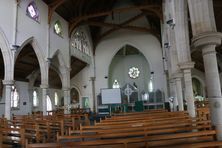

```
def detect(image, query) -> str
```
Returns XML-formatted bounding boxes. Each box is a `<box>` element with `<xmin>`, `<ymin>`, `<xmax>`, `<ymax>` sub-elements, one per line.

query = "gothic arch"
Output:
<box><xmin>0</xmin><ymin>27</ymin><xmax>13</xmax><ymax>80</ymax></box>
<box><xmin>15</xmin><ymin>37</ymin><xmax>48</xmax><ymax>86</ymax></box>
<box><xmin>192</xmin><ymin>75</ymin><xmax>206</xmax><ymax>97</ymax></box>
<box><xmin>71</xmin><ymin>85</ymin><xmax>81</xmax><ymax>96</ymax></box>
<box><xmin>71</xmin><ymin>85</ymin><xmax>82</xmax><ymax>105</ymax></box>
<box><xmin>51</xmin><ymin>49</ymin><xmax>70</xmax><ymax>89</ymax></box>
<box><xmin>108</xmin><ymin>43</ymin><xmax>152</xmax><ymax>73</ymax></box>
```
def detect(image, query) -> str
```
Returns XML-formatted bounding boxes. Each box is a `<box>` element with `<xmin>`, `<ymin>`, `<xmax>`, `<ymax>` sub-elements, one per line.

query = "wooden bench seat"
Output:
<box><xmin>56</xmin><ymin>130</ymin><xmax>221</xmax><ymax>148</ymax></box>
<box><xmin>0</xmin><ymin>127</ymin><xmax>25</xmax><ymax>148</ymax></box>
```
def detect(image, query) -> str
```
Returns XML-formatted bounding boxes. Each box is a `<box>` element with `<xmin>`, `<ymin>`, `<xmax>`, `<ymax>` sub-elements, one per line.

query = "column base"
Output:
<box><xmin>209</xmin><ymin>97</ymin><xmax>222</xmax><ymax>125</ymax></box>
<box><xmin>215</xmin><ymin>124</ymin><xmax>222</xmax><ymax>141</ymax></box>
<box><xmin>209</xmin><ymin>97</ymin><xmax>222</xmax><ymax>140</ymax></box>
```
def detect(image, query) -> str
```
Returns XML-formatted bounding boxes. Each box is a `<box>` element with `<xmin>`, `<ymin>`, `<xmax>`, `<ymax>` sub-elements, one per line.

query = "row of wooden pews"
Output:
<box><xmin>25</xmin><ymin>108</ymin><xmax>222</xmax><ymax>148</ymax></box>
<box><xmin>0</xmin><ymin>111</ymin><xmax>89</xmax><ymax>148</ymax></box>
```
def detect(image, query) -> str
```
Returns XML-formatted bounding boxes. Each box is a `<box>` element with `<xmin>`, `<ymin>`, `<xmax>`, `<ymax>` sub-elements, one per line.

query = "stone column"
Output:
<box><xmin>90</xmin><ymin>77</ymin><xmax>96</xmax><ymax>112</ymax></box>
<box><xmin>192</xmin><ymin>32</ymin><xmax>222</xmax><ymax>140</ymax></box>
<box><xmin>188</xmin><ymin>0</ymin><xmax>222</xmax><ymax>140</ymax></box>
<box><xmin>187</xmin><ymin>0</ymin><xmax>216</xmax><ymax>36</ymax></box>
<box><xmin>40</xmin><ymin>84</ymin><xmax>48</xmax><ymax>116</ymax></box>
<box><xmin>174</xmin><ymin>0</ymin><xmax>196</xmax><ymax>117</ymax></box>
<box><xmin>173</xmin><ymin>73</ymin><xmax>184</xmax><ymax>111</ymax></box>
<box><xmin>169</xmin><ymin>79</ymin><xmax>178</xmax><ymax>111</ymax></box>
<box><xmin>63</xmin><ymin>88</ymin><xmax>71</xmax><ymax>114</ymax></box>
<box><xmin>2</xmin><ymin>80</ymin><xmax>14</xmax><ymax>119</ymax></box>
<box><xmin>180</xmin><ymin>62</ymin><xmax>196</xmax><ymax>117</ymax></box>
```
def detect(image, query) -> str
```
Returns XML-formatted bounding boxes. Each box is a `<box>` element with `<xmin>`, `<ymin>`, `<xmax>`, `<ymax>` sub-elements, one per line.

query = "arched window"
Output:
<box><xmin>149</xmin><ymin>73</ymin><xmax>154</xmax><ymax>92</ymax></box>
<box><xmin>11</xmin><ymin>86</ymin><xmax>19</xmax><ymax>108</ymax></box>
<box><xmin>54</xmin><ymin>20</ymin><xmax>62</xmax><ymax>36</ymax></box>
<box><xmin>71</xmin><ymin>30</ymin><xmax>89</xmax><ymax>55</ymax></box>
<box><xmin>54</xmin><ymin>92</ymin><xmax>59</xmax><ymax>106</ymax></box>
<box><xmin>33</xmin><ymin>90</ymin><xmax>38</xmax><ymax>107</ymax></box>
<box><xmin>112</xmin><ymin>79</ymin><xmax>120</xmax><ymax>88</ymax></box>
<box><xmin>26</xmin><ymin>1</ymin><xmax>39</xmax><ymax>22</ymax></box>
<box><xmin>46</xmin><ymin>95</ymin><xmax>52</xmax><ymax>111</ymax></box>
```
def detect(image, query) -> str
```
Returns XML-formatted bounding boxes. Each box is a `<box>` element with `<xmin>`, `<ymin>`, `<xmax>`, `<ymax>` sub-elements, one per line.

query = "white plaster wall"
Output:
<box><xmin>17</xmin><ymin>0</ymin><xmax>48</xmax><ymax>56</ymax></box>
<box><xmin>32</xmin><ymin>87</ymin><xmax>63</xmax><ymax>112</ymax></box>
<box><xmin>11</xmin><ymin>81</ymin><xmax>31</xmax><ymax>115</ymax></box>
<box><xmin>50</xmin><ymin>13</ymin><xmax>69</xmax><ymax>67</ymax></box>
<box><xmin>15</xmin><ymin>0</ymin><xmax>70</xmax><ymax>68</ymax></box>
<box><xmin>0</xmin><ymin>0</ymin><xmax>14</xmax><ymax>46</ymax></box>
<box><xmin>71</xmin><ymin>66</ymin><xmax>93</xmax><ymax>109</ymax></box>
<box><xmin>48</xmin><ymin>88</ymin><xmax>63</xmax><ymax>109</ymax></box>
<box><xmin>95</xmin><ymin>30</ymin><xmax>166</xmax><ymax>100</ymax></box>
<box><xmin>109</xmin><ymin>54</ymin><xmax>150</xmax><ymax>93</ymax></box>
<box><xmin>70</xmin><ymin>25</ymin><xmax>94</xmax><ymax>109</ymax></box>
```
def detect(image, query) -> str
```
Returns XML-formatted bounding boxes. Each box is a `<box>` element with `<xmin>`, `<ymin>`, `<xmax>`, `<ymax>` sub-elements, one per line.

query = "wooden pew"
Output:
<box><xmin>0</xmin><ymin>127</ymin><xmax>25</xmax><ymax>148</ymax></box>
<box><xmin>57</xmin><ymin>130</ymin><xmax>222</xmax><ymax>148</ymax></box>
<box><xmin>24</xmin><ymin>110</ymin><xmax>222</xmax><ymax>148</ymax></box>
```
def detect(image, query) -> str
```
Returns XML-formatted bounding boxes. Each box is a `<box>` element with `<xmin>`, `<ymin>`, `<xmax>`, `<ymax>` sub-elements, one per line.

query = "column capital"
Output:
<box><xmin>179</xmin><ymin>61</ymin><xmax>195</xmax><ymax>70</ymax></box>
<box><xmin>2</xmin><ymin>80</ymin><xmax>14</xmax><ymax>85</ymax></box>
<box><xmin>171</xmin><ymin>72</ymin><xmax>183</xmax><ymax>79</ymax></box>
<box><xmin>40</xmin><ymin>84</ymin><xmax>49</xmax><ymax>89</ymax></box>
<box><xmin>63</xmin><ymin>87</ymin><xmax>70</xmax><ymax>91</ymax></box>
<box><xmin>169</xmin><ymin>78</ymin><xmax>175</xmax><ymax>83</ymax></box>
<box><xmin>90</xmin><ymin>77</ymin><xmax>96</xmax><ymax>81</ymax></box>
<box><xmin>191</xmin><ymin>32</ymin><xmax>222</xmax><ymax>49</ymax></box>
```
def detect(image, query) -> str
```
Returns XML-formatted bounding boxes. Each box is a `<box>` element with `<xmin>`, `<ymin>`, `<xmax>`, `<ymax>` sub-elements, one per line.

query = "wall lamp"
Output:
<box><xmin>166</xmin><ymin>18</ymin><xmax>175</xmax><ymax>29</ymax></box>
<box><xmin>164</xmin><ymin>42</ymin><xmax>171</xmax><ymax>49</ymax></box>
<box><xmin>11</xmin><ymin>44</ymin><xmax>20</xmax><ymax>51</ymax></box>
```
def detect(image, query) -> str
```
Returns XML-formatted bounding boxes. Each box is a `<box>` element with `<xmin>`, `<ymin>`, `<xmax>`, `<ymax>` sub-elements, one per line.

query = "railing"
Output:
<box><xmin>71</xmin><ymin>47</ymin><xmax>92</xmax><ymax>64</ymax></box>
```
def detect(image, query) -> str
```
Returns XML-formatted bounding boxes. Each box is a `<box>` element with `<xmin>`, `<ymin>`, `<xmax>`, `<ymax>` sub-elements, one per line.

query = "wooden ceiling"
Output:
<box><xmin>43</xmin><ymin>0</ymin><xmax>222</xmax><ymax>73</ymax></box>
<box><xmin>43</xmin><ymin>0</ymin><xmax>162</xmax><ymax>51</ymax></box>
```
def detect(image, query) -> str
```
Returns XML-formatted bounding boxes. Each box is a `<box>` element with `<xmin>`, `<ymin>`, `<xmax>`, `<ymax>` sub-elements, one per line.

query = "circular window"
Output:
<box><xmin>128</xmin><ymin>67</ymin><xmax>140</xmax><ymax>79</ymax></box>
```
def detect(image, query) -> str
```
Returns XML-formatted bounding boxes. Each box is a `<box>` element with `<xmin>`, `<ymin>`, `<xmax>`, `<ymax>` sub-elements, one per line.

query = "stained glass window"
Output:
<box><xmin>33</xmin><ymin>90</ymin><xmax>38</xmax><ymax>107</ymax></box>
<box><xmin>128</xmin><ymin>67</ymin><xmax>140</xmax><ymax>79</ymax></box>
<box><xmin>71</xmin><ymin>30</ymin><xmax>90</xmax><ymax>55</ymax></box>
<box><xmin>112</xmin><ymin>80</ymin><xmax>120</xmax><ymax>88</ymax></box>
<box><xmin>46</xmin><ymin>95</ymin><xmax>52</xmax><ymax>111</ymax></box>
<box><xmin>11</xmin><ymin>86</ymin><xmax>19</xmax><ymax>108</ymax></box>
<box><xmin>149</xmin><ymin>73</ymin><xmax>154</xmax><ymax>92</ymax></box>
<box><xmin>55</xmin><ymin>92</ymin><xmax>59</xmax><ymax>106</ymax></box>
<box><xmin>54</xmin><ymin>20</ymin><xmax>62</xmax><ymax>36</ymax></box>
<box><xmin>26</xmin><ymin>1</ymin><xmax>39</xmax><ymax>22</ymax></box>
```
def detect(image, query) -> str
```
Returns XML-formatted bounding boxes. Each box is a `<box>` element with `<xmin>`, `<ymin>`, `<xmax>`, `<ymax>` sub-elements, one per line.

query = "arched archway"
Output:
<box><xmin>108</xmin><ymin>44</ymin><xmax>151</xmax><ymax>103</ymax></box>
<box><xmin>0</xmin><ymin>28</ymin><xmax>13</xmax><ymax>81</ymax></box>
<box><xmin>15</xmin><ymin>43</ymin><xmax>41</xmax><ymax>83</ymax></box>
<box><xmin>192</xmin><ymin>77</ymin><xmax>204</xmax><ymax>100</ymax></box>
<box><xmin>0</xmin><ymin>51</ymin><xmax>4</xmax><ymax>100</ymax></box>
<box><xmin>16</xmin><ymin>37</ymin><xmax>48</xmax><ymax>86</ymax></box>
<box><xmin>51</xmin><ymin>49</ymin><xmax>69</xmax><ymax>89</ymax></box>
<box><xmin>70</xmin><ymin>87</ymin><xmax>80</xmax><ymax>105</ymax></box>
<box><xmin>14</xmin><ymin>43</ymin><xmax>42</xmax><ymax>114</ymax></box>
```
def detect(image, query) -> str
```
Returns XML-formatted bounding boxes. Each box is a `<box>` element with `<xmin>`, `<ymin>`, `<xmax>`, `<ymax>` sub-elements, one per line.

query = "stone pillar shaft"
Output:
<box><xmin>170</xmin><ymin>80</ymin><xmax>178</xmax><ymax>111</ymax></box>
<box><xmin>183</xmin><ymin>68</ymin><xmax>196</xmax><ymax>117</ymax></box>
<box><xmin>3</xmin><ymin>80</ymin><xmax>14</xmax><ymax>119</ymax></box>
<box><xmin>202</xmin><ymin>46</ymin><xmax>222</xmax><ymax>140</ymax></box>
<box><xmin>175</xmin><ymin>77</ymin><xmax>184</xmax><ymax>111</ymax></box>
<box><xmin>90</xmin><ymin>77</ymin><xmax>96</xmax><ymax>112</ymax></box>
<box><xmin>40</xmin><ymin>85</ymin><xmax>48</xmax><ymax>116</ymax></box>
<box><xmin>63</xmin><ymin>89</ymin><xmax>71</xmax><ymax>114</ymax></box>
<box><xmin>4</xmin><ymin>85</ymin><xmax>12</xmax><ymax>119</ymax></box>
<box><xmin>202</xmin><ymin>46</ymin><xmax>221</xmax><ymax>97</ymax></box>
<box><xmin>192</xmin><ymin>32</ymin><xmax>222</xmax><ymax>140</ymax></box>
